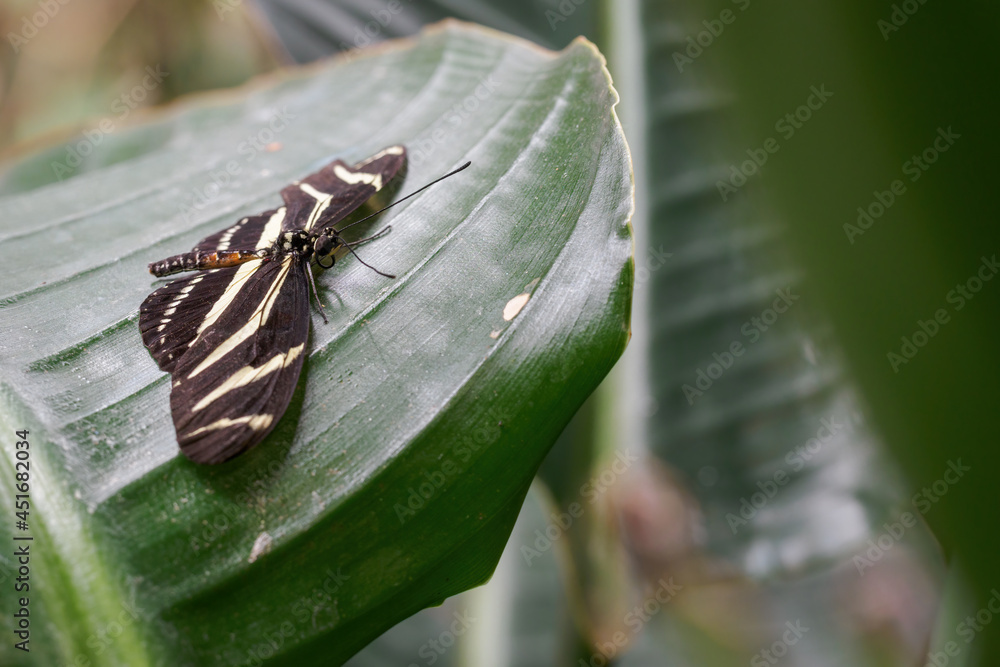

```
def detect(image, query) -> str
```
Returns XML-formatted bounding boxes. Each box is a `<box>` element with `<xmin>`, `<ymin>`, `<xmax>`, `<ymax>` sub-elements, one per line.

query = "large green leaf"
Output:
<box><xmin>0</xmin><ymin>21</ymin><xmax>633</xmax><ymax>666</ymax></box>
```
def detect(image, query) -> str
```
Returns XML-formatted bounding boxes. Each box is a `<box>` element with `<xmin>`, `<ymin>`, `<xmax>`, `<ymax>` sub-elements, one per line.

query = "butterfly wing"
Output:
<box><xmin>280</xmin><ymin>145</ymin><xmax>406</xmax><ymax>232</ymax></box>
<box><xmin>193</xmin><ymin>207</ymin><xmax>285</xmax><ymax>254</ymax></box>
<box><xmin>139</xmin><ymin>209</ymin><xmax>287</xmax><ymax>372</ymax></box>
<box><xmin>166</xmin><ymin>256</ymin><xmax>310</xmax><ymax>464</ymax></box>
<box><xmin>140</xmin><ymin>210</ymin><xmax>309</xmax><ymax>463</ymax></box>
<box><xmin>140</xmin><ymin>268</ymin><xmax>244</xmax><ymax>374</ymax></box>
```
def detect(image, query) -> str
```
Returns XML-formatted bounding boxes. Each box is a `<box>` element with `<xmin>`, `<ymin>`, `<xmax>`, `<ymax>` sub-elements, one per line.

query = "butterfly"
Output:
<box><xmin>139</xmin><ymin>145</ymin><xmax>470</xmax><ymax>463</ymax></box>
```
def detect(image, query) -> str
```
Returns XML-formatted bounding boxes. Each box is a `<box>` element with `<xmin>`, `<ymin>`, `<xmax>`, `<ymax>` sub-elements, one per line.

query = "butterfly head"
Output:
<box><xmin>313</xmin><ymin>230</ymin><xmax>344</xmax><ymax>269</ymax></box>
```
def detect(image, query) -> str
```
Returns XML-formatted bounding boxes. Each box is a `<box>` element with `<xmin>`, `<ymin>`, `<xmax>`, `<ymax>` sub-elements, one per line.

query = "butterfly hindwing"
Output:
<box><xmin>139</xmin><ymin>210</ymin><xmax>286</xmax><ymax>373</ymax></box>
<box><xmin>280</xmin><ymin>145</ymin><xmax>406</xmax><ymax>232</ymax></box>
<box><xmin>140</xmin><ymin>267</ymin><xmax>243</xmax><ymax>374</ymax></box>
<box><xmin>193</xmin><ymin>207</ymin><xmax>285</xmax><ymax>254</ymax></box>
<box><xmin>168</xmin><ymin>257</ymin><xmax>311</xmax><ymax>464</ymax></box>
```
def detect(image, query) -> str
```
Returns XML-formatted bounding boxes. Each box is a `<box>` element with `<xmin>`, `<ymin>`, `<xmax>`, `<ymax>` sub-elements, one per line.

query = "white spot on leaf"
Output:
<box><xmin>503</xmin><ymin>293</ymin><xmax>530</xmax><ymax>321</ymax></box>
<box><xmin>249</xmin><ymin>531</ymin><xmax>273</xmax><ymax>563</ymax></box>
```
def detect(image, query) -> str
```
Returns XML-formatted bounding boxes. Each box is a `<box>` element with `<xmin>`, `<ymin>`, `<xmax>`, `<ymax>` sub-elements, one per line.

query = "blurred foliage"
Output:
<box><xmin>0</xmin><ymin>0</ymin><xmax>279</xmax><ymax>152</ymax></box>
<box><xmin>707</xmin><ymin>0</ymin><xmax>1000</xmax><ymax>662</ymax></box>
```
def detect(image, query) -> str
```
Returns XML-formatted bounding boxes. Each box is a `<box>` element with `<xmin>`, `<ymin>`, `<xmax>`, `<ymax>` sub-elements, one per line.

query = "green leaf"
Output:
<box><xmin>0</xmin><ymin>21</ymin><xmax>632</xmax><ymax>666</ymax></box>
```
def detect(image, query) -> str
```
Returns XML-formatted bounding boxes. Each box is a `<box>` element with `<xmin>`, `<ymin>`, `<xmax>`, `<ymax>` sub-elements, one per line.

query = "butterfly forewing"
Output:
<box><xmin>280</xmin><ymin>146</ymin><xmax>406</xmax><ymax>233</ymax></box>
<box><xmin>169</xmin><ymin>257</ymin><xmax>310</xmax><ymax>464</ymax></box>
<box><xmin>140</xmin><ymin>267</ymin><xmax>243</xmax><ymax>374</ymax></box>
<box><xmin>139</xmin><ymin>209</ymin><xmax>285</xmax><ymax>373</ymax></box>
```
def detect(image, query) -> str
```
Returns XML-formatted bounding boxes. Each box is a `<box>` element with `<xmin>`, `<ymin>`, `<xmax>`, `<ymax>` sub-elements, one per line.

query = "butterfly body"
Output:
<box><xmin>140</xmin><ymin>146</ymin><xmax>408</xmax><ymax>464</ymax></box>
<box><xmin>149</xmin><ymin>229</ymin><xmax>336</xmax><ymax>277</ymax></box>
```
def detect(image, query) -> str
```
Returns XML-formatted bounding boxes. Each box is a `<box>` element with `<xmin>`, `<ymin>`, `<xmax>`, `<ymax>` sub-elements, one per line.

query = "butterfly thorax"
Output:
<box><xmin>273</xmin><ymin>230</ymin><xmax>315</xmax><ymax>258</ymax></box>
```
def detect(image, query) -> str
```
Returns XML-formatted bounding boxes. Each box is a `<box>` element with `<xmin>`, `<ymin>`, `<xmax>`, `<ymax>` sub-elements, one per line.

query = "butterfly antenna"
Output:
<box><xmin>343</xmin><ymin>242</ymin><xmax>396</xmax><ymax>279</ymax></box>
<box><xmin>304</xmin><ymin>263</ymin><xmax>329</xmax><ymax>323</ymax></box>
<box><xmin>345</xmin><ymin>224</ymin><xmax>392</xmax><ymax>247</ymax></box>
<box><xmin>335</xmin><ymin>160</ymin><xmax>472</xmax><ymax>234</ymax></box>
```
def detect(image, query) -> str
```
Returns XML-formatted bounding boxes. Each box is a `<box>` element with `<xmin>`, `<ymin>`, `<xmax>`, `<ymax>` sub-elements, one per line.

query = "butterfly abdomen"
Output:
<box><xmin>149</xmin><ymin>249</ymin><xmax>270</xmax><ymax>277</ymax></box>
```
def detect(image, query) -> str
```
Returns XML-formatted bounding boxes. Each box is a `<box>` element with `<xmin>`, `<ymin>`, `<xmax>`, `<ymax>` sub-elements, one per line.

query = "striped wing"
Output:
<box><xmin>140</xmin><ymin>268</ymin><xmax>244</xmax><ymax>374</ymax></box>
<box><xmin>280</xmin><ymin>145</ymin><xmax>406</xmax><ymax>232</ymax></box>
<box><xmin>167</xmin><ymin>256</ymin><xmax>310</xmax><ymax>464</ymax></box>
<box><xmin>194</xmin><ymin>207</ymin><xmax>284</xmax><ymax>254</ymax></box>
<box><xmin>140</xmin><ymin>209</ymin><xmax>287</xmax><ymax>372</ymax></box>
<box><xmin>140</xmin><ymin>209</ymin><xmax>308</xmax><ymax>463</ymax></box>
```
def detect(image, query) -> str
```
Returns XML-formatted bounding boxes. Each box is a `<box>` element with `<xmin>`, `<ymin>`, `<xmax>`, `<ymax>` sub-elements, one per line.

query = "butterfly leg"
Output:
<box><xmin>305</xmin><ymin>264</ymin><xmax>329</xmax><ymax>324</ymax></box>
<box><xmin>345</xmin><ymin>224</ymin><xmax>393</xmax><ymax>247</ymax></box>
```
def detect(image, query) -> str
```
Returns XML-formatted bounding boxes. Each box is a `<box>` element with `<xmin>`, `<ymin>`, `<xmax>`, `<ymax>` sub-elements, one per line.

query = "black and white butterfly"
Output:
<box><xmin>139</xmin><ymin>145</ymin><xmax>469</xmax><ymax>464</ymax></box>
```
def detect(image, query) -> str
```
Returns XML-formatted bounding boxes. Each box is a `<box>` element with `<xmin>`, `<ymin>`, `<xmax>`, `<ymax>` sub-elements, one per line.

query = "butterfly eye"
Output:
<box><xmin>315</xmin><ymin>233</ymin><xmax>338</xmax><ymax>258</ymax></box>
